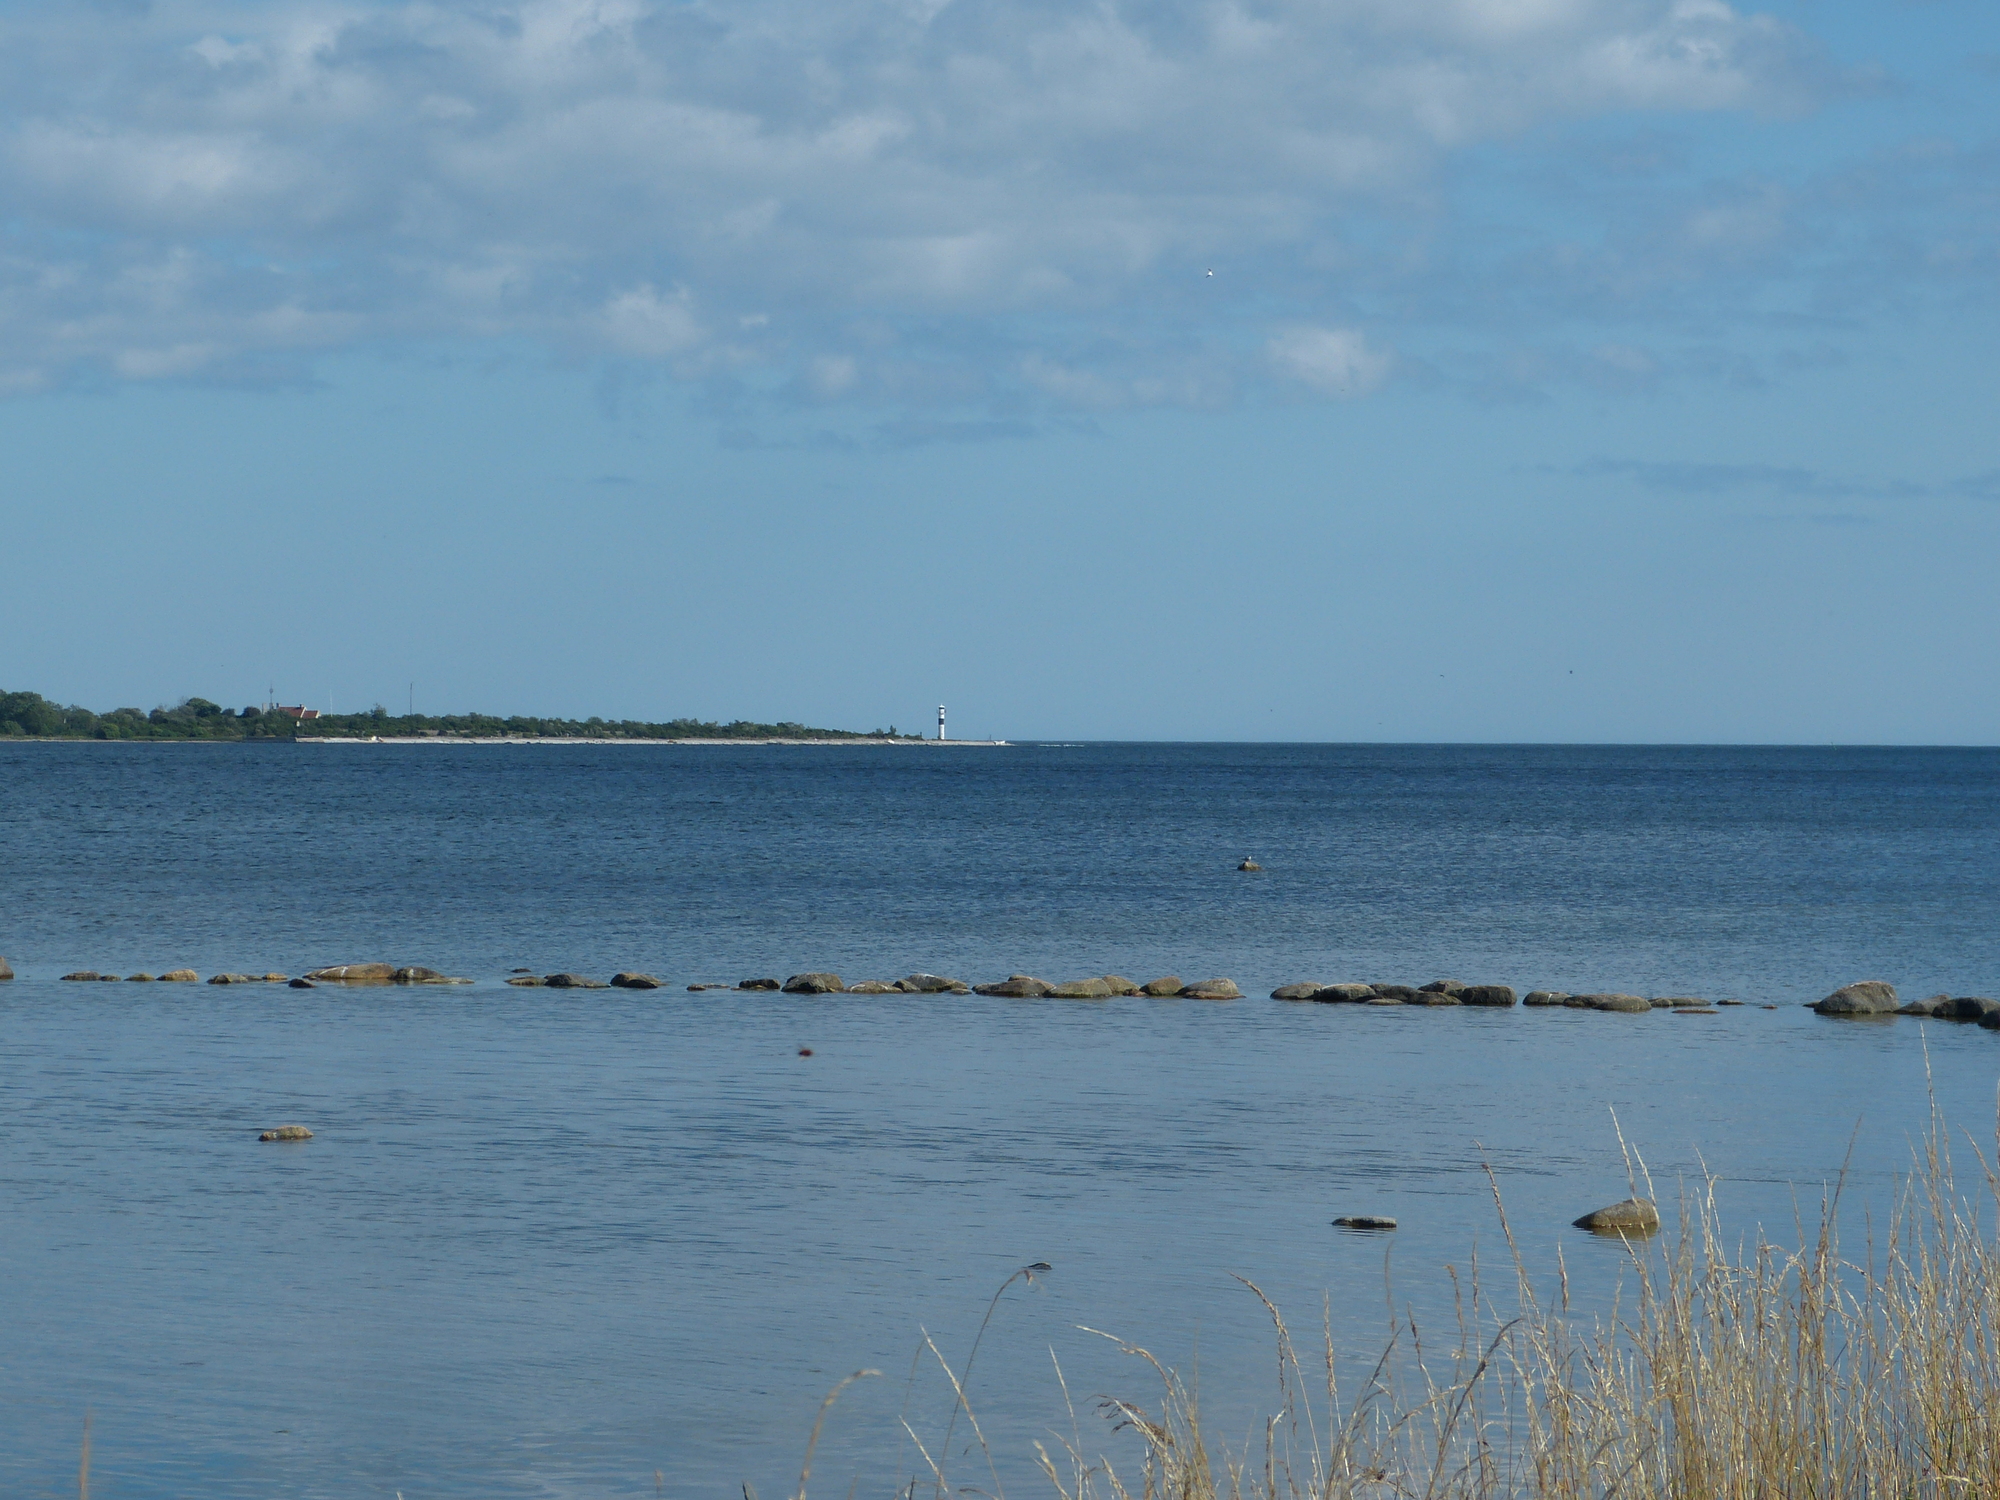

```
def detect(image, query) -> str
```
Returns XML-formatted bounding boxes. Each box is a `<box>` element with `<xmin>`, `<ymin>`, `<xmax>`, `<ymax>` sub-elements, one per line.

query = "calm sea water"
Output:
<box><xmin>2</xmin><ymin>742</ymin><xmax>1998</xmax><ymax>1499</ymax></box>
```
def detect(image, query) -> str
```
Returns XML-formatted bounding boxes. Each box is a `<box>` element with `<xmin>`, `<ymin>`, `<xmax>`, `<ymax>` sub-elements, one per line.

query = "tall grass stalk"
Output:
<box><xmin>1018</xmin><ymin>1111</ymin><xmax>2000</xmax><ymax>1500</ymax></box>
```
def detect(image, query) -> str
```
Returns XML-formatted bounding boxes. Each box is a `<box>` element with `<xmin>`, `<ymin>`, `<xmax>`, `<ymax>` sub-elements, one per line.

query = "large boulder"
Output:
<box><xmin>1573</xmin><ymin>1198</ymin><xmax>1660</xmax><ymax>1235</ymax></box>
<box><xmin>544</xmin><ymin>973</ymin><xmax>609</xmax><ymax>989</ymax></box>
<box><xmin>1102</xmin><ymin>976</ymin><xmax>1142</xmax><ymax>996</ymax></box>
<box><xmin>974</xmin><ymin>975</ymin><xmax>1055</xmax><ymax>997</ymax></box>
<box><xmin>896</xmin><ymin>974</ymin><xmax>968</xmax><ymax>994</ymax></box>
<box><xmin>1180</xmin><ymin>978</ymin><xmax>1242</xmax><ymax>1000</ymax></box>
<box><xmin>737</xmin><ymin>978</ymin><xmax>782</xmax><ymax>991</ymax></box>
<box><xmin>782</xmin><ymin>972</ymin><xmax>845</xmax><ymax>994</ymax></box>
<box><xmin>610</xmin><ymin>973</ymin><xmax>664</xmax><ymax>989</ymax></box>
<box><xmin>1271</xmin><ymin>983</ymin><xmax>1323</xmax><ymax>1001</ymax></box>
<box><xmin>1577</xmin><ymin>993</ymin><xmax>1651</xmax><ymax>1013</ymax></box>
<box><xmin>160</xmin><ymin>969</ymin><xmax>198</xmax><ymax>982</ymax></box>
<box><xmin>1369</xmin><ymin>984</ymin><xmax>1422</xmax><ymax>1002</ymax></box>
<box><xmin>1522</xmin><ymin>990</ymin><xmax>1569</xmax><ymax>1006</ymax></box>
<box><xmin>1458</xmin><ymin>985</ymin><xmax>1517</xmax><ymax>1007</ymax></box>
<box><xmin>392</xmin><ymin>966</ymin><xmax>445</xmax><ymax>983</ymax></box>
<box><xmin>1140</xmin><ymin>976</ymin><xmax>1183</xmax><ymax>997</ymax></box>
<box><xmin>1312</xmin><ymin>983</ymin><xmax>1376</xmax><ymax>1003</ymax></box>
<box><xmin>1814</xmin><ymin>980</ymin><xmax>1898</xmax><ymax>1016</ymax></box>
<box><xmin>304</xmin><ymin>963</ymin><xmax>397</xmax><ymax>983</ymax></box>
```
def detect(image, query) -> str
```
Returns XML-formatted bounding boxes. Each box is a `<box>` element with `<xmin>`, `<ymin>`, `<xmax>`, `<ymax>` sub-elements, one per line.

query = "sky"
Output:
<box><xmin>2</xmin><ymin>0</ymin><xmax>1996</xmax><ymax>742</ymax></box>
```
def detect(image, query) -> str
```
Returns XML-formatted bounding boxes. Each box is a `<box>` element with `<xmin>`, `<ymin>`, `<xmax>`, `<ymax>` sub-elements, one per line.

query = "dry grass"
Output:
<box><xmin>911</xmin><ymin>1110</ymin><xmax>2000</xmax><ymax>1500</ymax></box>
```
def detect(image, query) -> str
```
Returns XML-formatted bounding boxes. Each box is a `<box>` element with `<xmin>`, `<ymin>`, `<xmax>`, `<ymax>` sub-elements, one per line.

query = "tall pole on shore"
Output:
<box><xmin>938</xmin><ymin>704</ymin><xmax>946</xmax><ymax>742</ymax></box>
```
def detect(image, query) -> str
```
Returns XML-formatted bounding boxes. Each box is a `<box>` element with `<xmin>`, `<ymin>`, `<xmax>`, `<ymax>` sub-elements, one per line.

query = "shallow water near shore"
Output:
<box><xmin>2</xmin><ymin>742</ymin><xmax>1998</xmax><ymax>1498</ymax></box>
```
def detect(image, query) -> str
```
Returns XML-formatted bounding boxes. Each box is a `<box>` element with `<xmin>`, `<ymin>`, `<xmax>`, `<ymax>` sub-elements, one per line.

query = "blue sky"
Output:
<box><xmin>3</xmin><ymin>0</ymin><xmax>1996</xmax><ymax>741</ymax></box>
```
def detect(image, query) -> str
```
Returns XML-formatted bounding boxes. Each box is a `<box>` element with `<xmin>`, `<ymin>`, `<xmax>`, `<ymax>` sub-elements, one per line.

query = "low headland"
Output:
<box><xmin>0</xmin><ymin>687</ymin><xmax>928</xmax><ymax>742</ymax></box>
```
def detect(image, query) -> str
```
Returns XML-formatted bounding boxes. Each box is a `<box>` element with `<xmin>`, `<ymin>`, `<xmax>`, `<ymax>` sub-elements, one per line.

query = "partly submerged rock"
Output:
<box><xmin>1574</xmin><ymin>1198</ymin><xmax>1661</xmax><ymax>1236</ymax></box>
<box><xmin>845</xmin><ymin>981</ymin><xmax>899</xmax><ymax>994</ymax></box>
<box><xmin>1942</xmin><ymin>996</ymin><xmax>2000</xmax><ymax>1022</ymax></box>
<box><xmin>1237</xmin><ymin>859</ymin><xmax>1262</xmax><ymax>871</ymax></box>
<box><xmin>896</xmin><ymin>973</ymin><xmax>969</xmax><ymax>994</ymax></box>
<box><xmin>1101</xmin><ymin>976</ymin><xmax>1141</xmax><ymax>996</ymax></box>
<box><xmin>1181</xmin><ymin>978</ymin><xmax>1242</xmax><ymax>1000</ymax></box>
<box><xmin>974</xmin><ymin>975</ymin><xmax>1055</xmax><ymax>998</ymax></box>
<box><xmin>0</xmin><ymin>956</ymin><xmax>11</xmax><ymax>981</ymax></box>
<box><xmin>1140</xmin><ymin>976</ymin><xmax>1183</xmax><ymax>997</ymax></box>
<box><xmin>392</xmin><ymin>966</ymin><xmax>444</xmax><ymax>983</ymax></box>
<box><xmin>258</xmin><ymin>1125</ymin><xmax>313</xmax><ymax>1142</ymax></box>
<box><xmin>1653</xmin><ymin>996</ymin><xmax>1707</xmax><ymax>1008</ymax></box>
<box><xmin>1271</xmin><ymin>982</ymin><xmax>1323</xmax><ymax>1000</ymax></box>
<box><xmin>97</xmin><ymin>974</ymin><xmax>121</xmax><ymax>982</ymax></box>
<box><xmin>1419</xmin><ymin>979</ymin><xmax>1465</xmax><ymax>995</ymax></box>
<box><xmin>1365</xmin><ymin>995</ymin><xmax>1406</xmax><ymax>1006</ymax></box>
<box><xmin>1333</xmin><ymin>1215</ymin><xmax>1398</xmax><ymax>1231</ymax></box>
<box><xmin>1673</xmin><ymin>1007</ymin><xmax>1718</xmax><ymax>1015</ymax></box>
<box><xmin>1576</xmin><ymin>993</ymin><xmax>1651</xmax><ymax>1013</ymax></box>
<box><xmin>781</xmin><ymin>972</ymin><xmax>844</xmax><ymax>994</ymax></box>
<box><xmin>736</xmin><ymin>978</ymin><xmax>782</xmax><ymax>991</ymax></box>
<box><xmin>1523</xmin><ymin>990</ymin><xmax>1570</xmax><ymax>1006</ymax></box>
<box><xmin>1814</xmin><ymin>980</ymin><xmax>1899</xmax><ymax>1016</ymax></box>
<box><xmin>261</xmin><ymin>973</ymin><xmax>289</xmax><ymax>982</ymax></box>
<box><xmin>160</xmin><ymin>969</ymin><xmax>198</xmax><ymax>982</ymax></box>
<box><xmin>1897</xmin><ymin>994</ymin><xmax>1948</xmax><ymax>1016</ymax></box>
<box><xmin>127</xmin><ymin>973</ymin><xmax>155</xmax><ymax>982</ymax></box>
<box><xmin>1979</xmin><ymin>1009</ymin><xmax>2000</xmax><ymax>1032</ymax></box>
<box><xmin>505</xmin><ymin>975</ymin><xmax>544</xmax><ymax>986</ymax></box>
<box><xmin>544</xmin><ymin>973</ymin><xmax>609</xmax><ymax>989</ymax></box>
<box><xmin>1312</xmin><ymin>983</ymin><xmax>1376</xmax><ymax>1003</ymax></box>
<box><xmin>1412</xmin><ymin>990</ymin><xmax>1462</xmax><ymax>1006</ymax></box>
<box><xmin>1052</xmin><ymin>977</ymin><xmax>1117</xmax><ymax>999</ymax></box>
<box><xmin>304</xmin><ymin>963</ymin><xmax>397</xmax><ymax>983</ymax></box>
<box><xmin>1457</xmin><ymin>984</ymin><xmax>1517</xmax><ymax>1007</ymax></box>
<box><xmin>60</xmin><ymin>971</ymin><xmax>100</xmax><ymax>981</ymax></box>
<box><xmin>288</xmin><ymin>978</ymin><xmax>315</xmax><ymax>989</ymax></box>
<box><xmin>610</xmin><ymin>972</ymin><xmax>665</xmax><ymax>989</ymax></box>
<box><xmin>208</xmin><ymin>973</ymin><xmax>254</xmax><ymax>985</ymax></box>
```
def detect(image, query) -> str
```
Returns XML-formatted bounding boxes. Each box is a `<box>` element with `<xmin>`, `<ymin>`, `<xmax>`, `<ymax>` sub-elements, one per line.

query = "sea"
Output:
<box><xmin>2</xmin><ymin>741</ymin><xmax>1997</xmax><ymax>1499</ymax></box>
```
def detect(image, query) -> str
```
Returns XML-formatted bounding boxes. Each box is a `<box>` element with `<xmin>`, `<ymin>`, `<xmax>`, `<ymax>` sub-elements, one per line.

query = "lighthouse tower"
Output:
<box><xmin>937</xmin><ymin>705</ymin><xmax>946</xmax><ymax>742</ymax></box>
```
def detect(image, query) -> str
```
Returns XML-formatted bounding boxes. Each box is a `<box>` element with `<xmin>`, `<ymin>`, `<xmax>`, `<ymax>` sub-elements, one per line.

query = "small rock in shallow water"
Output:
<box><xmin>392</xmin><ymin>966</ymin><xmax>445</xmax><ymax>983</ymax></box>
<box><xmin>1574</xmin><ymin>1199</ymin><xmax>1661</xmax><ymax>1235</ymax></box>
<box><xmin>1653</xmin><ymin>996</ymin><xmax>1705</xmax><ymax>1008</ymax></box>
<box><xmin>1942</xmin><ymin>996</ymin><xmax>2000</xmax><ymax>1022</ymax></box>
<box><xmin>1179</xmin><ymin>978</ymin><xmax>1242</xmax><ymax>1000</ymax></box>
<box><xmin>1458</xmin><ymin>985</ymin><xmax>1517</xmax><ymax>1007</ymax></box>
<box><xmin>1717</xmin><ymin>999</ymin><xmax>1745</xmax><ymax>1007</ymax></box>
<box><xmin>160</xmin><ymin>969</ymin><xmax>197</xmax><ymax>982</ymax></box>
<box><xmin>1673</xmin><ymin>1007</ymin><xmax>1717</xmax><ymax>1015</ymax></box>
<box><xmin>1053</xmin><ymin>977</ymin><xmax>1118</xmax><ymax>999</ymax></box>
<box><xmin>1979</xmin><ymin>1010</ymin><xmax>2000</xmax><ymax>1032</ymax></box>
<box><xmin>1419</xmin><ymin>980</ymin><xmax>1465</xmax><ymax>995</ymax></box>
<box><xmin>304</xmin><ymin>963</ymin><xmax>397</xmax><ymax>983</ymax></box>
<box><xmin>1333</xmin><ymin>1215</ymin><xmax>1398</xmax><ymax>1231</ymax></box>
<box><xmin>1523</xmin><ymin>991</ymin><xmax>1569</xmax><ymax>1006</ymax></box>
<box><xmin>1365</xmin><ymin>995</ymin><xmax>1405</xmax><ymax>1006</ymax></box>
<box><xmin>610</xmin><ymin>973</ymin><xmax>664</xmax><ymax>989</ymax></box>
<box><xmin>1237</xmin><ymin>859</ymin><xmax>1261</xmax><ymax>871</ymax></box>
<box><xmin>262</xmin><ymin>973</ymin><xmax>288</xmax><ymax>982</ymax></box>
<box><xmin>1101</xmin><ymin>976</ymin><xmax>1141</xmax><ymax>996</ymax></box>
<box><xmin>845</xmin><ymin>980</ymin><xmax>899</xmax><ymax>994</ymax></box>
<box><xmin>1414</xmin><ymin>991</ymin><xmax>1462</xmax><ymax>1006</ymax></box>
<box><xmin>1140</xmin><ymin>976</ymin><xmax>1183</xmax><ymax>997</ymax></box>
<box><xmin>289</xmin><ymin>978</ymin><xmax>315</xmax><ymax>989</ymax></box>
<box><xmin>127</xmin><ymin>973</ymin><xmax>155</xmax><ymax>982</ymax></box>
<box><xmin>737</xmin><ymin>978</ymin><xmax>781</xmax><ymax>991</ymax></box>
<box><xmin>61</xmin><ymin>971</ymin><xmax>100</xmax><ymax>982</ymax></box>
<box><xmin>97</xmin><ymin>974</ymin><xmax>122</xmax><ymax>982</ymax></box>
<box><xmin>1577</xmin><ymin>993</ymin><xmax>1651</xmax><ymax>1014</ymax></box>
<box><xmin>506</xmin><ymin>976</ymin><xmax>544</xmax><ymax>986</ymax></box>
<box><xmin>1370</xmin><ymin>984</ymin><xmax>1422</xmax><ymax>1002</ymax></box>
<box><xmin>208</xmin><ymin>974</ymin><xmax>253</xmax><ymax>985</ymax></box>
<box><xmin>0</xmin><ymin>957</ymin><xmax>11</xmax><ymax>981</ymax></box>
<box><xmin>974</xmin><ymin>975</ymin><xmax>1054</xmax><ymax>997</ymax></box>
<box><xmin>1814</xmin><ymin>980</ymin><xmax>1898</xmax><ymax>1016</ymax></box>
<box><xmin>258</xmin><ymin>1125</ymin><xmax>313</xmax><ymax>1142</ymax></box>
<box><xmin>1271</xmin><ymin>983</ymin><xmax>1323</xmax><ymax>1000</ymax></box>
<box><xmin>1312</xmin><ymin>983</ymin><xmax>1376</xmax><ymax>1003</ymax></box>
<box><xmin>544</xmin><ymin>973</ymin><xmax>608</xmax><ymax>989</ymax></box>
<box><xmin>895</xmin><ymin>973</ymin><xmax>965</xmax><ymax>993</ymax></box>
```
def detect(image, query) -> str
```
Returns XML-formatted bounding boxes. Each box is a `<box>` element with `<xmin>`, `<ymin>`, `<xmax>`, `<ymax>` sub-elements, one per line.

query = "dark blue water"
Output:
<box><xmin>2</xmin><ymin>743</ymin><xmax>1997</xmax><ymax>1499</ymax></box>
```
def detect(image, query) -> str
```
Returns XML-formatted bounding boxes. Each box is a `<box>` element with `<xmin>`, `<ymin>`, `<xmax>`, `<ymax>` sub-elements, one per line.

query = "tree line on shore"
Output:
<box><xmin>0</xmin><ymin>689</ymin><xmax>911</xmax><ymax>742</ymax></box>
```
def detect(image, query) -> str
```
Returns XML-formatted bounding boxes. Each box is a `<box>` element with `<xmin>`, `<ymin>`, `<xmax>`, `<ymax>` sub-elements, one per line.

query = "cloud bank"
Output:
<box><xmin>0</xmin><ymin>0</ymin><xmax>1845</xmax><ymax>405</ymax></box>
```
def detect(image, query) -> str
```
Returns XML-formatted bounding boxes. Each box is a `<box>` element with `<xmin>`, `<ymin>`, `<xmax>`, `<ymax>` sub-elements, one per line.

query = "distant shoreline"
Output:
<box><xmin>308</xmin><ymin>735</ymin><xmax>1010</xmax><ymax>746</ymax></box>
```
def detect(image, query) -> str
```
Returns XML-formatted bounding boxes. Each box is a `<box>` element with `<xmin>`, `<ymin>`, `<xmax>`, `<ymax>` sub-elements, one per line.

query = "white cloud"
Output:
<box><xmin>1268</xmin><ymin>326</ymin><xmax>1392</xmax><ymax>396</ymax></box>
<box><xmin>0</xmin><ymin>0</ymin><xmax>1839</xmax><ymax>401</ymax></box>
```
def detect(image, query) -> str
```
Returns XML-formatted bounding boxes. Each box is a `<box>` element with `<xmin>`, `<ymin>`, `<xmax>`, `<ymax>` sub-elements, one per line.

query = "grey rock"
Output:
<box><xmin>258</xmin><ymin>1125</ymin><xmax>313</xmax><ymax>1142</ymax></box>
<box><xmin>1574</xmin><ymin>1198</ymin><xmax>1661</xmax><ymax>1235</ymax></box>
<box><xmin>1979</xmin><ymin>1010</ymin><xmax>2000</xmax><ymax>1032</ymax></box>
<box><xmin>1943</xmin><ymin>996</ymin><xmax>2000</xmax><ymax>1022</ymax></box>
<box><xmin>1333</xmin><ymin>1215</ymin><xmax>1398</xmax><ymax>1230</ymax></box>
<box><xmin>1180</xmin><ymin>978</ymin><xmax>1243</xmax><ymax>1000</ymax></box>
<box><xmin>782</xmin><ymin>972</ymin><xmax>845</xmax><ymax>994</ymax></box>
<box><xmin>1717</xmin><ymin>999</ymin><xmax>1745</xmax><ymax>1007</ymax></box>
<box><xmin>1237</xmin><ymin>859</ymin><xmax>1261</xmax><ymax>871</ymax></box>
<box><xmin>1897</xmin><ymin>994</ymin><xmax>1948</xmax><ymax>1016</ymax></box>
<box><xmin>1052</xmin><ymin>977</ymin><xmax>1118</xmax><ymax>999</ymax></box>
<box><xmin>1673</xmin><ymin>1007</ymin><xmax>1718</xmax><ymax>1015</ymax></box>
<box><xmin>160</xmin><ymin>969</ymin><xmax>198</xmax><ymax>982</ymax></box>
<box><xmin>974</xmin><ymin>975</ymin><xmax>1055</xmax><ymax>997</ymax></box>
<box><xmin>1647</xmin><ymin>997</ymin><xmax>1678</xmax><ymax>1008</ymax></box>
<box><xmin>1412</xmin><ymin>990</ymin><xmax>1462</xmax><ymax>1006</ymax></box>
<box><xmin>1271</xmin><ymin>983</ymin><xmax>1324</xmax><ymax>1001</ymax></box>
<box><xmin>1814</xmin><ymin>980</ymin><xmax>1899</xmax><ymax>1016</ymax></box>
<box><xmin>1458</xmin><ymin>985</ymin><xmax>1517</xmax><ymax>1007</ymax></box>
<box><xmin>845</xmin><ymin>980</ymin><xmax>899</xmax><ymax>993</ymax></box>
<box><xmin>1140</xmin><ymin>976</ymin><xmax>1183</xmax><ymax>996</ymax></box>
<box><xmin>208</xmin><ymin>973</ymin><xmax>254</xmax><ymax>985</ymax></box>
<box><xmin>261</xmin><ymin>973</ymin><xmax>289</xmax><ymax>983</ymax></box>
<box><xmin>1522</xmin><ymin>991</ymin><xmax>1570</xmax><ymax>1006</ymax></box>
<box><xmin>1369</xmin><ymin>985</ymin><xmax>1422</xmax><ymax>1002</ymax></box>
<box><xmin>289</xmin><ymin>978</ymin><xmax>315</xmax><ymax>989</ymax></box>
<box><xmin>544</xmin><ymin>973</ymin><xmax>609</xmax><ymax>989</ymax></box>
<box><xmin>61</xmin><ymin>971</ymin><xmax>101</xmax><ymax>981</ymax></box>
<box><xmin>896</xmin><ymin>974</ymin><xmax>965</xmax><ymax>994</ymax></box>
<box><xmin>737</xmin><ymin>978</ymin><xmax>781</xmax><ymax>991</ymax></box>
<box><xmin>506</xmin><ymin>975</ymin><xmax>544</xmax><ymax>986</ymax></box>
<box><xmin>98</xmin><ymin>973</ymin><xmax>122</xmax><ymax>981</ymax></box>
<box><xmin>1102</xmin><ymin>976</ymin><xmax>1141</xmax><ymax>996</ymax></box>
<box><xmin>392</xmin><ymin>966</ymin><xmax>446</xmax><ymax>983</ymax></box>
<box><xmin>127</xmin><ymin>973</ymin><xmax>155</xmax><ymax>982</ymax></box>
<box><xmin>1577</xmin><ymin>993</ymin><xmax>1651</xmax><ymax>1013</ymax></box>
<box><xmin>1653</xmin><ymin>996</ymin><xmax>1706</xmax><ymax>1008</ymax></box>
<box><xmin>1312</xmin><ymin>983</ymin><xmax>1376</xmax><ymax>1003</ymax></box>
<box><xmin>610</xmin><ymin>973</ymin><xmax>665</xmax><ymax>989</ymax></box>
<box><xmin>304</xmin><ymin>963</ymin><xmax>398</xmax><ymax>982</ymax></box>
<box><xmin>1419</xmin><ymin>979</ymin><xmax>1466</xmax><ymax>995</ymax></box>
<box><xmin>1365</xmin><ymin>995</ymin><xmax>1406</xmax><ymax>1006</ymax></box>
<box><xmin>0</xmin><ymin>956</ymin><xmax>11</xmax><ymax>981</ymax></box>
